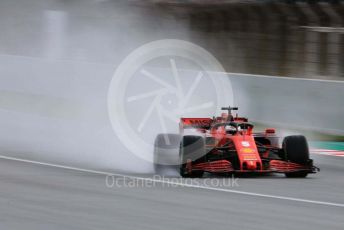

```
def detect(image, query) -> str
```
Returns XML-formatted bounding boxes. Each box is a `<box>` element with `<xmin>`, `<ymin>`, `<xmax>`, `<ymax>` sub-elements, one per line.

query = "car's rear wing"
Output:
<box><xmin>180</xmin><ymin>118</ymin><xmax>212</xmax><ymax>130</ymax></box>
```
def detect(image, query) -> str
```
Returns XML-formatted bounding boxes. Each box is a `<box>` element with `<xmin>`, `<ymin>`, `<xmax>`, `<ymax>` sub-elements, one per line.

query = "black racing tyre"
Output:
<box><xmin>282</xmin><ymin>135</ymin><xmax>310</xmax><ymax>178</ymax></box>
<box><xmin>154</xmin><ymin>134</ymin><xmax>181</xmax><ymax>174</ymax></box>
<box><xmin>179</xmin><ymin>135</ymin><xmax>205</xmax><ymax>178</ymax></box>
<box><xmin>285</xmin><ymin>171</ymin><xmax>309</xmax><ymax>178</ymax></box>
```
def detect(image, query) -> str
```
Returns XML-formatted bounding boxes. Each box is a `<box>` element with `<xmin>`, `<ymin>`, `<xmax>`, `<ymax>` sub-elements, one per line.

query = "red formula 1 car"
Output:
<box><xmin>176</xmin><ymin>106</ymin><xmax>319</xmax><ymax>178</ymax></box>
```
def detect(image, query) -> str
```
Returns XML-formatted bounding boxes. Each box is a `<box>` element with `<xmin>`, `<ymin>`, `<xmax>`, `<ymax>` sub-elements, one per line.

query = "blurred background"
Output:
<box><xmin>1</xmin><ymin>0</ymin><xmax>343</xmax><ymax>79</ymax></box>
<box><xmin>151</xmin><ymin>0</ymin><xmax>344</xmax><ymax>80</ymax></box>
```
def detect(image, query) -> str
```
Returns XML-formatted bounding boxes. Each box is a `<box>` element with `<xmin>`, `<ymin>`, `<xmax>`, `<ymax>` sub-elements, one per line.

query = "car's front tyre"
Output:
<box><xmin>282</xmin><ymin>135</ymin><xmax>310</xmax><ymax>178</ymax></box>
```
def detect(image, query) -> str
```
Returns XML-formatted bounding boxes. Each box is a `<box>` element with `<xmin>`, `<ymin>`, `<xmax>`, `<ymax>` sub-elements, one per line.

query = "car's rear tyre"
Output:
<box><xmin>179</xmin><ymin>135</ymin><xmax>205</xmax><ymax>178</ymax></box>
<box><xmin>154</xmin><ymin>134</ymin><xmax>181</xmax><ymax>175</ymax></box>
<box><xmin>282</xmin><ymin>135</ymin><xmax>310</xmax><ymax>178</ymax></box>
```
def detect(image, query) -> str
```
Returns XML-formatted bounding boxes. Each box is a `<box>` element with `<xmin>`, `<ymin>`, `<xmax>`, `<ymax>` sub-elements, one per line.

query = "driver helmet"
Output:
<box><xmin>221</xmin><ymin>113</ymin><xmax>228</xmax><ymax>122</ymax></box>
<box><xmin>225</xmin><ymin>125</ymin><xmax>237</xmax><ymax>133</ymax></box>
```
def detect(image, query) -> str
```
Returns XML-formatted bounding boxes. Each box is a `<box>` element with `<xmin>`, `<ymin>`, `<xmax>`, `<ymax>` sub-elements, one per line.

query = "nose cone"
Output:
<box><xmin>247</xmin><ymin>161</ymin><xmax>257</xmax><ymax>170</ymax></box>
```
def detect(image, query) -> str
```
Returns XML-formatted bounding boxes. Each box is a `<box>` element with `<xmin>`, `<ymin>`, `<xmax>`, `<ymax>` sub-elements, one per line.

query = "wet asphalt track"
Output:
<box><xmin>0</xmin><ymin>154</ymin><xmax>343</xmax><ymax>230</ymax></box>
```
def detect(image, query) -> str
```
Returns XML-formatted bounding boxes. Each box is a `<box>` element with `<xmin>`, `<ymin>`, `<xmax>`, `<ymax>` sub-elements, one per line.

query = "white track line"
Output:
<box><xmin>311</xmin><ymin>149</ymin><xmax>344</xmax><ymax>157</ymax></box>
<box><xmin>1</xmin><ymin>155</ymin><xmax>344</xmax><ymax>208</ymax></box>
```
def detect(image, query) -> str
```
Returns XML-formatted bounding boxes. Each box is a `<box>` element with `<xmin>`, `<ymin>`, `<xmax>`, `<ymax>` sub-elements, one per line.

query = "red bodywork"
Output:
<box><xmin>180</xmin><ymin>115</ymin><xmax>316</xmax><ymax>174</ymax></box>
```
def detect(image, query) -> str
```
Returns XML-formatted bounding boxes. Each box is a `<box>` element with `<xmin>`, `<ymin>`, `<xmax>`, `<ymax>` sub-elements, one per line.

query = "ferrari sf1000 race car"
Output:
<box><xmin>154</xmin><ymin>106</ymin><xmax>319</xmax><ymax>178</ymax></box>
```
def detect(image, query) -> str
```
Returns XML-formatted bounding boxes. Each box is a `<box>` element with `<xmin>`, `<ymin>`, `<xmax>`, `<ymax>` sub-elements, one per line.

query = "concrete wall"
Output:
<box><xmin>229</xmin><ymin>73</ymin><xmax>344</xmax><ymax>135</ymax></box>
